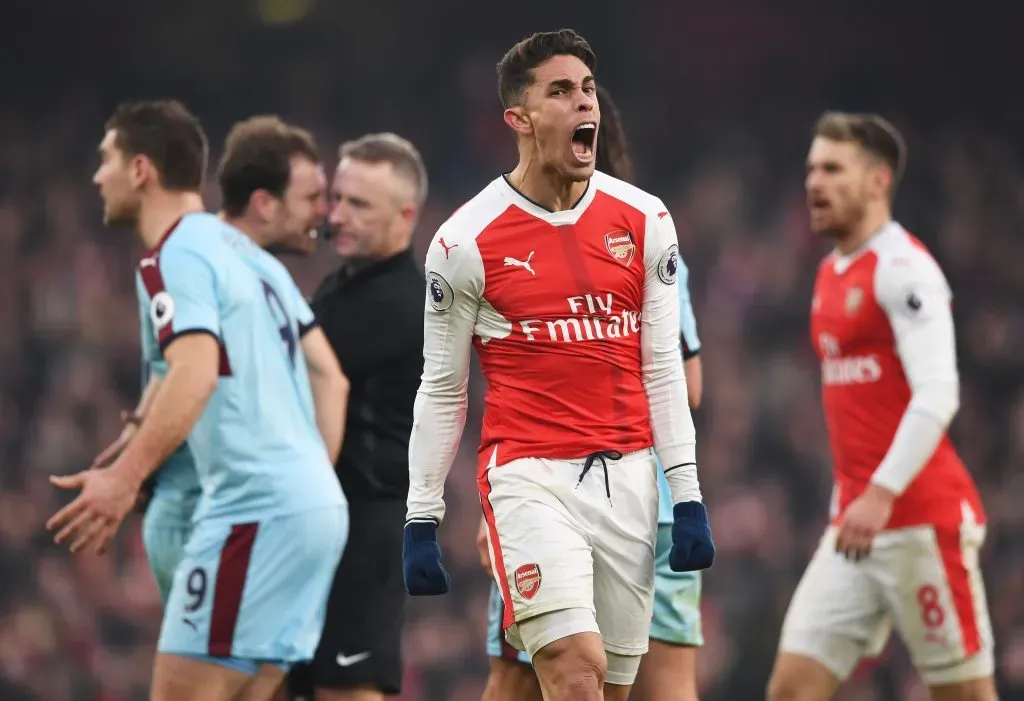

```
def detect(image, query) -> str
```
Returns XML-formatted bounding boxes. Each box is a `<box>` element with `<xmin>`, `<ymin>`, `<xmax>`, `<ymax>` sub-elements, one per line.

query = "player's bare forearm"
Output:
<box><xmin>115</xmin><ymin>334</ymin><xmax>219</xmax><ymax>487</ymax></box>
<box><xmin>301</xmin><ymin>328</ymin><xmax>347</xmax><ymax>463</ymax></box>
<box><xmin>311</xmin><ymin>372</ymin><xmax>347</xmax><ymax>464</ymax></box>
<box><xmin>683</xmin><ymin>356</ymin><xmax>702</xmax><ymax>409</ymax></box>
<box><xmin>135</xmin><ymin>374</ymin><xmax>163</xmax><ymax>417</ymax></box>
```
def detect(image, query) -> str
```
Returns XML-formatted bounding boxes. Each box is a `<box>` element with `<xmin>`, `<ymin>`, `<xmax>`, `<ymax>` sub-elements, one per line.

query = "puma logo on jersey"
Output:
<box><xmin>438</xmin><ymin>237</ymin><xmax>459</xmax><ymax>259</ymax></box>
<box><xmin>504</xmin><ymin>251</ymin><xmax>536</xmax><ymax>275</ymax></box>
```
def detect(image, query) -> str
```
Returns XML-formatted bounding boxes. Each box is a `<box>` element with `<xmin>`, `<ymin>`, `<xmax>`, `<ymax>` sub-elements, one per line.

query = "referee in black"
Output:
<box><xmin>288</xmin><ymin>133</ymin><xmax>427</xmax><ymax>701</ymax></box>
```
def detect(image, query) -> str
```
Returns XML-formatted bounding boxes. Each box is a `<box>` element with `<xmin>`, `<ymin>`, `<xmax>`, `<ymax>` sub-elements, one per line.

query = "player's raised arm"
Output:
<box><xmin>403</xmin><ymin>228</ymin><xmax>481</xmax><ymax>595</ymax></box>
<box><xmin>641</xmin><ymin>208</ymin><xmax>714</xmax><ymax>573</ymax></box>
<box><xmin>869</xmin><ymin>252</ymin><xmax>959</xmax><ymax>494</ymax></box>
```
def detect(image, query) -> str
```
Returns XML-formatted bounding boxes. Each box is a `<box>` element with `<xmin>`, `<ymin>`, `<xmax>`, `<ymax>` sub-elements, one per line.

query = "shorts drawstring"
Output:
<box><xmin>576</xmin><ymin>450</ymin><xmax>624</xmax><ymax>504</ymax></box>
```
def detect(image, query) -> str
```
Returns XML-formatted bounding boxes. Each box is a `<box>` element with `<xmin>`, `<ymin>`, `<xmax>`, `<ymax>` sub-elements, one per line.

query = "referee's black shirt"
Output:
<box><xmin>310</xmin><ymin>248</ymin><xmax>424</xmax><ymax>501</ymax></box>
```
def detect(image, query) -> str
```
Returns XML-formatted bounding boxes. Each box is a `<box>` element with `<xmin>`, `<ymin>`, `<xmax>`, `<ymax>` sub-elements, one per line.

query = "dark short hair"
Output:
<box><xmin>496</xmin><ymin>29</ymin><xmax>597</xmax><ymax>109</ymax></box>
<box><xmin>217</xmin><ymin>115</ymin><xmax>320</xmax><ymax>218</ymax></box>
<box><xmin>339</xmin><ymin>132</ymin><xmax>428</xmax><ymax>207</ymax></box>
<box><xmin>814</xmin><ymin>111</ymin><xmax>907</xmax><ymax>195</ymax></box>
<box><xmin>106</xmin><ymin>99</ymin><xmax>208</xmax><ymax>191</ymax></box>
<box><xmin>595</xmin><ymin>85</ymin><xmax>635</xmax><ymax>183</ymax></box>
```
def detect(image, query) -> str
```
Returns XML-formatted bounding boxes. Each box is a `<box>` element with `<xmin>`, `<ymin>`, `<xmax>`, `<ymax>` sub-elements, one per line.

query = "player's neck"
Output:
<box><xmin>835</xmin><ymin>208</ymin><xmax>892</xmax><ymax>256</ymax></box>
<box><xmin>507</xmin><ymin>161</ymin><xmax>587</xmax><ymax>213</ymax></box>
<box><xmin>222</xmin><ymin>215</ymin><xmax>270</xmax><ymax>248</ymax></box>
<box><xmin>137</xmin><ymin>192</ymin><xmax>205</xmax><ymax>250</ymax></box>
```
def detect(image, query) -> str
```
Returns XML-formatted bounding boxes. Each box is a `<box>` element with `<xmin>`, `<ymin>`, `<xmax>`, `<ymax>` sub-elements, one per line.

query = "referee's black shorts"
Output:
<box><xmin>288</xmin><ymin>499</ymin><xmax>406</xmax><ymax>695</ymax></box>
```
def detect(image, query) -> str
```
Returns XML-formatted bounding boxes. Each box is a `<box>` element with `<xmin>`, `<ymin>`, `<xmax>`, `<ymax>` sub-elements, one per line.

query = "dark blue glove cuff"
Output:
<box><xmin>673</xmin><ymin>501</ymin><xmax>708</xmax><ymax>523</ymax></box>
<box><xmin>404</xmin><ymin>519</ymin><xmax>439</xmax><ymax>545</ymax></box>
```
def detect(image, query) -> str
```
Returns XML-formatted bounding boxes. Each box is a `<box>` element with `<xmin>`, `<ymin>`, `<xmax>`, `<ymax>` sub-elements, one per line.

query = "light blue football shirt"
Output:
<box><xmin>136</xmin><ymin>212</ymin><xmax>343</xmax><ymax>524</ymax></box>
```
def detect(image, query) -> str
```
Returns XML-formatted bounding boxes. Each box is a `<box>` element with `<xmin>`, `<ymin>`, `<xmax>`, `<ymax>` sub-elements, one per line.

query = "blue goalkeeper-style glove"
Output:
<box><xmin>669</xmin><ymin>501</ymin><xmax>716</xmax><ymax>572</ymax></box>
<box><xmin>403</xmin><ymin>519</ymin><xmax>451</xmax><ymax>595</ymax></box>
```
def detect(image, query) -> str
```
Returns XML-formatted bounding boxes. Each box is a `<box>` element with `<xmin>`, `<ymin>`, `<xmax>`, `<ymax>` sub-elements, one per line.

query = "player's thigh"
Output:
<box><xmin>486</xmin><ymin>580</ymin><xmax>532</xmax><ymax>665</ymax></box>
<box><xmin>775</xmin><ymin>526</ymin><xmax>892</xmax><ymax>684</ymax></box>
<box><xmin>307</xmin><ymin>500</ymin><xmax>405</xmax><ymax>695</ymax></box>
<box><xmin>233</xmin><ymin>506</ymin><xmax>348</xmax><ymax>662</ymax></box>
<box><xmin>650</xmin><ymin>524</ymin><xmax>703</xmax><ymax>647</ymax></box>
<box><xmin>634</xmin><ymin>524</ymin><xmax>702</xmax><ymax>700</ymax></box>
<box><xmin>141</xmin><ymin>497</ymin><xmax>192</xmax><ymax>605</ymax></box>
<box><xmin>481</xmin><ymin>456</ymin><xmax>596</xmax><ymax>651</ymax></box>
<box><xmin>234</xmin><ymin>663</ymin><xmax>288</xmax><ymax>701</ymax></box>
<box><xmin>160</xmin><ymin>505</ymin><xmax>347</xmax><ymax>663</ymax></box>
<box><xmin>589</xmin><ymin>450</ymin><xmax>659</xmax><ymax>662</ymax></box>
<box><xmin>928</xmin><ymin>676</ymin><xmax>999</xmax><ymax>701</ymax></box>
<box><xmin>873</xmin><ymin>523</ymin><xmax>995</xmax><ymax>687</ymax></box>
<box><xmin>633</xmin><ymin>641</ymin><xmax>699</xmax><ymax>701</ymax></box>
<box><xmin>151</xmin><ymin>651</ymin><xmax>251</xmax><ymax>701</ymax></box>
<box><xmin>141</xmin><ymin>508</ymin><xmax>193</xmax><ymax>605</ymax></box>
<box><xmin>484</xmin><ymin>656</ymin><xmax>542</xmax><ymax>701</ymax></box>
<box><xmin>766</xmin><ymin>652</ymin><xmax>841</xmax><ymax>701</ymax></box>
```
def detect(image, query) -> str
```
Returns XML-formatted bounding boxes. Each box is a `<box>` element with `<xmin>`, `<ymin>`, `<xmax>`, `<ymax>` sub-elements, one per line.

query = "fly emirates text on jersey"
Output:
<box><xmin>518</xmin><ymin>293</ymin><xmax>642</xmax><ymax>344</ymax></box>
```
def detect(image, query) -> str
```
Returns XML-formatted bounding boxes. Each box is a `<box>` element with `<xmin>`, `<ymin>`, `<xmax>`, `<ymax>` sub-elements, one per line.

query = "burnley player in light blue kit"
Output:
<box><xmin>47</xmin><ymin>100</ymin><xmax>347</xmax><ymax>701</ymax></box>
<box><xmin>90</xmin><ymin>115</ymin><xmax>345</xmax><ymax>613</ymax></box>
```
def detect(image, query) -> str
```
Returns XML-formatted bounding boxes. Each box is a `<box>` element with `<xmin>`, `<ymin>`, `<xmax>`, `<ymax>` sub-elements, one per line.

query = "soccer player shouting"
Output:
<box><xmin>402</xmin><ymin>30</ymin><xmax>714</xmax><ymax>701</ymax></box>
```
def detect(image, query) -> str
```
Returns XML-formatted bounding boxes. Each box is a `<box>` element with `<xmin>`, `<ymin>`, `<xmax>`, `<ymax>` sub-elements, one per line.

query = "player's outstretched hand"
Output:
<box><xmin>403</xmin><ymin>519</ymin><xmax>451</xmax><ymax>595</ymax></box>
<box><xmin>46</xmin><ymin>467</ymin><xmax>139</xmax><ymax>555</ymax></box>
<box><xmin>669</xmin><ymin>501</ymin><xmax>716</xmax><ymax>572</ymax></box>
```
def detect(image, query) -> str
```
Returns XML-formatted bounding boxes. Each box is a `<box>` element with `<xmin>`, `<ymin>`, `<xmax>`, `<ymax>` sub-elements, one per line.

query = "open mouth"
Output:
<box><xmin>570</xmin><ymin>122</ymin><xmax>597</xmax><ymax>162</ymax></box>
<box><xmin>808</xmin><ymin>196</ymin><xmax>830</xmax><ymax>212</ymax></box>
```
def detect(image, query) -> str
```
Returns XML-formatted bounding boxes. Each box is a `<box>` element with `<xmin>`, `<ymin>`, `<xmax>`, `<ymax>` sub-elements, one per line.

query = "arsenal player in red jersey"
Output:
<box><xmin>402</xmin><ymin>29</ymin><xmax>714</xmax><ymax>701</ymax></box>
<box><xmin>767</xmin><ymin>112</ymin><xmax>996</xmax><ymax>701</ymax></box>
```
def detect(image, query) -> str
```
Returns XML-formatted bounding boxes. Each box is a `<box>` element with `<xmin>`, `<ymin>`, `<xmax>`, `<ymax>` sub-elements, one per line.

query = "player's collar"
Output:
<box><xmin>498</xmin><ymin>174</ymin><xmax>597</xmax><ymax>226</ymax></box>
<box><xmin>832</xmin><ymin>220</ymin><xmax>899</xmax><ymax>274</ymax></box>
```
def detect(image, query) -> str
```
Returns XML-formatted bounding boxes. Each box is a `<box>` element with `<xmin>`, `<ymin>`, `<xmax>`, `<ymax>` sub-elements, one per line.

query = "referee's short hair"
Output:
<box><xmin>339</xmin><ymin>133</ymin><xmax>428</xmax><ymax>208</ymax></box>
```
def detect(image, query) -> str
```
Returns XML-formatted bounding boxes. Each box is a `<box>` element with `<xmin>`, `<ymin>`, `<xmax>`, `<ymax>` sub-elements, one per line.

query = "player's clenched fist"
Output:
<box><xmin>669</xmin><ymin>501</ymin><xmax>715</xmax><ymax>572</ymax></box>
<box><xmin>835</xmin><ymin>483</ymin><xmax>895</xmax><ymax>560</ymax></box>
<box><xmin>403</xmin><ymin>519</ymin><xmax>451</xmax><ymax>595</ymax></box>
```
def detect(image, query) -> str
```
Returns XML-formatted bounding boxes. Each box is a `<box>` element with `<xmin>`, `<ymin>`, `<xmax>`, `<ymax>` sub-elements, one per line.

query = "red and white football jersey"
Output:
<box><xmin>810</xmin><ymin>222</ymin><xmax>984</xmax><ymax>529</ymax></box>
<box><xmin>406</xmin><ymin>172</ymin><xmax>695</xmax><ymax>523</ymax></box>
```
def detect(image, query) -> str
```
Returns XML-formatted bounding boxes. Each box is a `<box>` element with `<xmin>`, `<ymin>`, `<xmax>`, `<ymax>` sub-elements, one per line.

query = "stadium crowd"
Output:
<box><xmin>1</xmin><ymin>6</ymin><xmax>1022</xmax><ymax>700</ymax></box>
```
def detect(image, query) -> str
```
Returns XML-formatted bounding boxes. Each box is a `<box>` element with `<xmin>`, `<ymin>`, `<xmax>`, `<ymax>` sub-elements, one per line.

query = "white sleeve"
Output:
<box><xmin>641</xmin><ymin>207</ymin><xmax>701</xmax><ymax>504</ymax></box>
<box><xmin>406</xmin><ymin>230</ymin><xmax>483</xmax><ymax>524</ymax></box>
<box><xmin>870</xmin><ymin>249</ymin><xmax>960</xmax><ymax>495</ymax></box>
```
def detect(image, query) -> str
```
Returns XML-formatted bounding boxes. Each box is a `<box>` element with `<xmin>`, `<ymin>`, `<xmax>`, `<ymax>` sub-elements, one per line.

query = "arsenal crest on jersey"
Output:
<box><xmin>844</xmin><ymin>287</ymin><xmax>864</xmax><ymax>316</ymax></box>
<box><xmin>604</xmin><ymin>230</ymin><xmax>636</xmax><ymax>267</ymax></box>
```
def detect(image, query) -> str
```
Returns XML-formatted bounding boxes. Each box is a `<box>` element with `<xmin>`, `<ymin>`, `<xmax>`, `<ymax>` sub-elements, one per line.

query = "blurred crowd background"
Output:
<box><xmin>1</xmin><ymin>2</ymin><xmax>1021</xmax><ymax>700</ymax></box>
